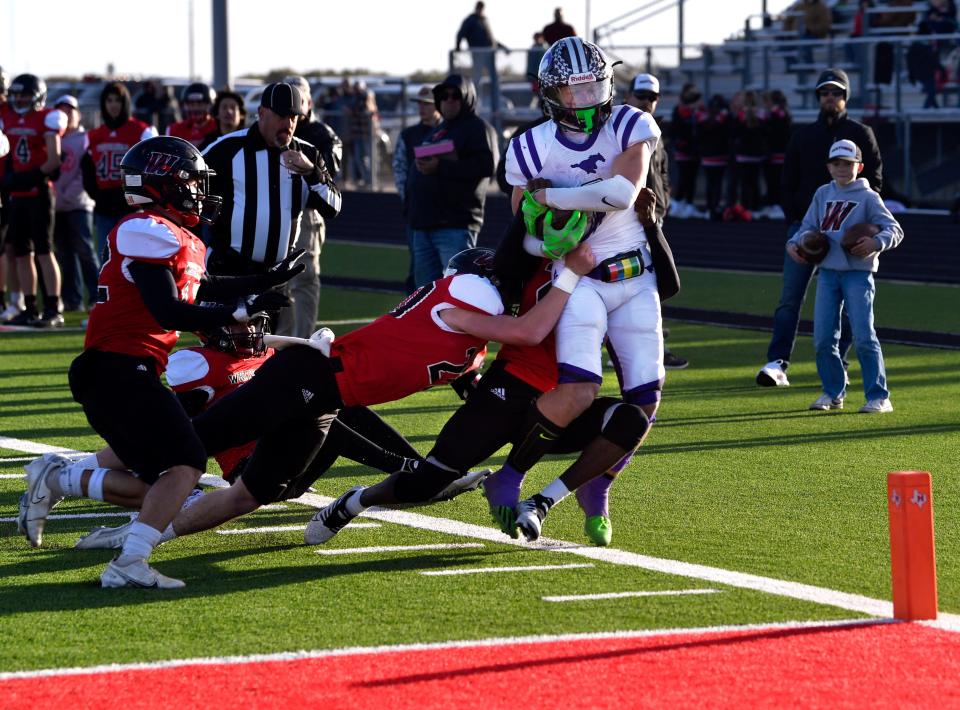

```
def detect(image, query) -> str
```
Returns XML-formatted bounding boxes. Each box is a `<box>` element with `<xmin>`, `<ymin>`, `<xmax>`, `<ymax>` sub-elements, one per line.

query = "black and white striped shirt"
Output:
<box><xmin>202</xmin><ymin>123</ymin><xmax>341</xmax><ymax>268</ymax></box>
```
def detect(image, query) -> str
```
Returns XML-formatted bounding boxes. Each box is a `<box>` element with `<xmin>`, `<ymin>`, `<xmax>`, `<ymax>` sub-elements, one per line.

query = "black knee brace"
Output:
<box><xmin>392</xmin><ymin>459</ymin><xmax>461</xmax><ymax>503</ymax></box>
<box><xmin>600</xmin><ymin>403</ymin><xmax>650</xmax><ymax>451</ymax></box>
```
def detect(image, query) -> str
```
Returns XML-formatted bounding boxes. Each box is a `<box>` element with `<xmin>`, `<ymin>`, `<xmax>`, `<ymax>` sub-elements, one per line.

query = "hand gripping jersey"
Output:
<box><xmin>84</xmin><ymin>212</ymin><xmax>207</xmax><ymax>371</ymax></box>
<box><xmin>166</xmin><ymin>117</ymin><xmax>217</xmax><ymax>148</ymax></box>
<box><xmin>167</xmin><ymin>346</ymin><xmax>274</xmax><ymax>478</ymax></box>
<box><xmin>497</xmin><ymin>260</ymin><xmax>558</xmax><ymax>393</ymax></box>
<box><xmin>506</xmin><ymin>104</ymin><xmax>660</xmax><ymax>263</ymax></box>
<box><xmin>331</xmin><ymin>274</ymin><xmax>503</xmax><ymax>407</ymax></box>
<box><xmin>1</xmin><ymin>105</ymin><xmax>67</xmax><ymax>197</ymax></box>
<box><xmin>87</xmin><ymin>118</ymin><xmax>158</xmax><ymax>190</ymax></box>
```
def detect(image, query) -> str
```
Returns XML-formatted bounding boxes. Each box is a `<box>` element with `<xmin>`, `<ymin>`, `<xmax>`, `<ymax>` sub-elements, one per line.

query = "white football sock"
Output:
<box><xmin>87</xmin><ymin>468</ymin><xmax>110</xmax><ymax>501</ymax></box>
<box><xmin>117</xmin><ymin>521</ymin><xmax>162</xmax><ymax>563</ymax></box>
<box><xmin>345</xmin><ymin>489</ymin><xmax>367</xmax><ymax>515</ymax></box>
<box><xmin>542</xmin><ymin>479</ymin><xmax>571</xmax><ymax>505</ymax></box>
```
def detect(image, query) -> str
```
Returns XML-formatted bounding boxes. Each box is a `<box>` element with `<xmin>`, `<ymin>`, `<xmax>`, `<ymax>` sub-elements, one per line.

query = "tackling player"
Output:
<box><xmin>499</xmin><ymin>38</ymin><xmax>665</xmax><ymax>541</ymax></box>
<box><xmin>113</xmin><ymin>242</ymin><xmax>595</xmax><ymax>548</ymax></box>
<box><xmin>18</xmin><ymin>135</ymin><xmax>303</xmax><ymax>589</ymax></box>
<box><xmin>1</xmin><ymin>74</ymin><xmax>67</xmax><ymax>326</ymax></box>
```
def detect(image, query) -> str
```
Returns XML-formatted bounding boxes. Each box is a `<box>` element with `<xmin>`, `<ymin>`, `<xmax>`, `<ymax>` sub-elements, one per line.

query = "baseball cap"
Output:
<box><xmin>631</xmin><ymin>73</ymin><xmax>660</xmax><ymax>95</ymax></box>
<box><xmin>827</xmin><ymin>139</ymin><xmax>862</xmax><ymax>163</ymax></box>
<box><xmin>815</xmin><ymin>68</ymin><xmax>849</xmax><ymax>95</ymax></box>
<box><xmin>260</xmin><ymin>82</ymin><xmax>303</xmax><ymax>117</ymax></box>
<box><xmin>54</xmin><ymin>95</ymin><xmax>79</xmax><ymax>110</ymax></box>
<box><xmin>410</xmin><ymin>86</ymin><xmax>434</xmax><ymax>103</ymax></box>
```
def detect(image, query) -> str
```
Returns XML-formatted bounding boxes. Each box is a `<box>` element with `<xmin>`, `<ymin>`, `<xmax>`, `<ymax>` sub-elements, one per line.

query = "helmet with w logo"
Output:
<box><xmin>538</xmin><ymin>37</ymin><xmax>616</xmax><ymax>134</ymax></box>
<box><xmin>120</xmin><ymin>136</ymin><xmax>222</xmax><ymax>227</ymax></box>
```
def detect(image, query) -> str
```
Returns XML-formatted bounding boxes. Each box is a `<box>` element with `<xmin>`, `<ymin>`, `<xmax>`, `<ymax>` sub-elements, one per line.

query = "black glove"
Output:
<box><xmin>236</xmin><ymin>291</ymin><xmax>291</xmax><ymax>321</ymax></box>
<box><xmin>449</xmin><ymin>370</ymin><xmax>480</xmax><ymax>401</ymax></box>
<box><xmin>264</xmin><ymin>248</ymin><xmax>307</xmax><ymax>287</ymax></box>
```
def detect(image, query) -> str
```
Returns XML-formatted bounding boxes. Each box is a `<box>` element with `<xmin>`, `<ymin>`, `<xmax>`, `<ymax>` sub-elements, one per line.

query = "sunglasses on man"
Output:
<box><xmin>632</xmin><ymin>92</ymin><xmax>659</xmax><ymax>102</ymax></box>
<box><xmin>440</xmin><ymin>90</ymin><xmax>462</xmax><ymax>101</ymax></box>
<box><xmin>818</xmin><ymin>89</ymin><xmax>844</xmax><ymax>98</ymax></box>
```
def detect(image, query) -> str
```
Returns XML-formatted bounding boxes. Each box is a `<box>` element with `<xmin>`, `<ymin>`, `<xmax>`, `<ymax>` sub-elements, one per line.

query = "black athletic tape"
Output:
<box><xmin>600</xmin><ymin>403</ymin><xmax>650</xmax><ymax>451</ymax></box>
<box><xmin>392</xmin><ymin>459</ymin><xmax>461</xmax><ymax>503</ymax></box>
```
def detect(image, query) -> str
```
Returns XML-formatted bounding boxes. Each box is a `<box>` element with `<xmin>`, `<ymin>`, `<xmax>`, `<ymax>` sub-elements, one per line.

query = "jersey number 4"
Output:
<box><xmin>14</xmin><ymin>137</ymin><xmax>30</xmax><ymax>165</ymax></box>
<box><xmin>96</xmin><ymin>152</ymin><xmax>124</xmax><ymax>181</ymax></box>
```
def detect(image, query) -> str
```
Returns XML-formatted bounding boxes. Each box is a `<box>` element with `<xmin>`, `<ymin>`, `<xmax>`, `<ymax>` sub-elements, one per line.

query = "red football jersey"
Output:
<box><xmin>167</xmin><ymin>345</ymin><xmax>274</xmax><ymax>478</ymax></box>
<box><xmin>1</xmin><ymin>106</ymin><xmax>67</xmax><ymax>197</ymax></box>
<box><xmin>166</xmin><ymin>117</ymin><xmax>217</xmax><ymax>148</ymax></box>
<box><xmin>84</xmin><ymin>211</ymin><xmax>207</xmax><ymax>371</ymax></box>
<box><xmin>497</xmin><ymin>260</ymin><xmax>558</xmax><ymax>393</ymax></box>
<box><xmin>86</xmin><ymin>119</ymin><xmax>157</xmax><ymax>190</ymax></box>
<box><xmin>331</xmin><ymin>274</ymin><xmax>503</xmax><ymax>407</ymax></box>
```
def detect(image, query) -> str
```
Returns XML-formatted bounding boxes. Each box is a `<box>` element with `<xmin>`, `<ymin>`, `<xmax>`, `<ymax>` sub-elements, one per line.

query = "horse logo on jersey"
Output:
<box><xmin>570</xmin><ymin>153</ymin><xmax>606</xmax><ymax>174</ymax></box>
<box><xmin>820</xmin><ymin>201</ymin><xmax>858</xmax><ymax>232</ymax></box>
<box><xmin>144</xmin><ymin>151</ymin><xmax>182</xmax><ymax>176</ymax></box>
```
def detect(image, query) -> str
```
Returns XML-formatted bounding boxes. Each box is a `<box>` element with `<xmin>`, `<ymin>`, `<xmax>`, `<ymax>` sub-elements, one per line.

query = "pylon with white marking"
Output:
<box><xmin>887</xmin><ymin>471</ymin><xmax>938</xmax><ymax>620</ymax></box>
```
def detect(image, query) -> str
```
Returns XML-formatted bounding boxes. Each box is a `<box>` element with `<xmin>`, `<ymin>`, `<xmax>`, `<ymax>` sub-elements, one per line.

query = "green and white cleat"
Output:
<box><xmin>584</xmin><ymin>515</ymin><xmax>612</xmax><ymax>546</ymax></box>
<box><xmin>489</xmin><ymin>505</ymin><xmax>519</xmax><ymax>539</ymax></box>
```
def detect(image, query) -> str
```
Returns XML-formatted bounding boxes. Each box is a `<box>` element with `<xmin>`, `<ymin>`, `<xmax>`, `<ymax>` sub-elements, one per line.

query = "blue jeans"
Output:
<box><xmin>767</xmin><ymin>222</ymin><xmax>852</xmax><ymax>367</ymax></box>
<box><xmin>411</xmin><ymin>227</ymin><xmax>477</xmax><ymax>288</ymax></box>
<box><xmin>54</xmin><ymin>209</ymin><xmax>100</xmax><ymax>308</ymax></box>
<box><xmin>94</xmin><ymin>213</ymin><xmax>123</xmax><ymax>260</ymax></box>
<box><xmin>814</xmin><ymin>269</ymin><xmax>888</xmax><ymax>401</ymax></box>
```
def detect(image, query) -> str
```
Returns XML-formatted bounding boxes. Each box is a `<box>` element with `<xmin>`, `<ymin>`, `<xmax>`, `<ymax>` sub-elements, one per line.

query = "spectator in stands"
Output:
<box><xmin>731</xmin><ymin>90</ymin><xmax>767</xmax><ymax>217</ymax></box>
<box><xmin>542</xmin><ymin>7</ymin><xmax>577</xmax><ymax>44</ymax></box>
<box><xmin>82</xmin><ymin>82</ymin><xmax>158</xmax><ymax>255</ymax></box>
<box><xmin>277</xmin><ymin>76</ymin><xmax>343</xmax><ymax>338</ymax></box>
<box><xmin>756</xmin><ymin>68</ymin><xmax>881</xmax><ymax>388</ymax></box>
<box><xmin>527</xmin><ymin>33</ymin><xmax>549</xmax><ymax>97</ymax></box>
<box><xmin>51</xmin><ymin>96</ymin><xmax>98</xmax><ymax>313</ymax></box>
<box><xmin>199</xmin><ymin>89</ymin><xmax>247</xmax><ymax>151</ymax></box>
<box><xmin>762</xmin><ymin>90</ymin><xmax>791</xmax><ymax>219</ymax></box>
<box><xmin>407</xmin><ymin>74</ymin><xmax>497</xmax><ymax>287</ymax></box>
<box><xmin>798</xmin><ymin>0</ymin><xmax>832</xmax><ymax>64</ymax></box>
<box><xmin>167</xmin><ymin>83</ymin><xmax>218</xmax><ymax>148</ymax></box>
<box><xmin>394</xmin><ymin>86</ymin><xmax>442</xmax><ymax>293</ymax></box>
<box><xmin>696</xmin><ymin>94</ymin><xmax>732</xmax><ymax>221</ymax></box>
<box><xmin>347</xmin><ymin>81</ymin><xmax>379</xmax><ymax>187</ymax></box>
<box><xmin>625</xmin><ymin>74</ymin><xmax>688</xmax><ymax>370</ymax></box>
<box><xmin>133</xmin><ymin>80</ymin><xmax>175</xmax><ymax>134</ymax></box>
<box><xmin>909</xmin><ymin>22</ymin><xmax>945</xmax><ymax>108</ymax></box>
<box><xmin>325</xmin><ymin>80</ymin><xmax>353</xmax><ymax>180</ymax></box>
<box><xmin>669</xmin><ymin>83</ymin><xmax>703</xmax><ymax>219</ymax></box>
<box><xmin>456</xmin><ymin>2</ymin><xmax>508</xmax><ymax>112</ymax></box>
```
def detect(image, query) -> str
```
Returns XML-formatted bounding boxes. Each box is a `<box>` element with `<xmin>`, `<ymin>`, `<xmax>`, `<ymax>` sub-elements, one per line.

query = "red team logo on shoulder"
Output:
<box><xmin>144</xmin><ymin>151</ymin><xmax>181</xmax><ymax>176</ymax></box>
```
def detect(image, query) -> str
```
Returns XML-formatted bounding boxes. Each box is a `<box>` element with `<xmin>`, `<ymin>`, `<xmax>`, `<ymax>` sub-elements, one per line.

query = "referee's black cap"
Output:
<box><xmin>260</xmin><ymin>82</ymin><xmax>303</xmax><ymax>117</ymax></box>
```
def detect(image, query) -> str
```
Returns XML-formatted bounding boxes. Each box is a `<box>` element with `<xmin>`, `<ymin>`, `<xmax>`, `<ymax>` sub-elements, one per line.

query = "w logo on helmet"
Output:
<box><xmin>144</xmin><ymin>151</ymin><xmax>181</xmax><ymax>176</ymax></box>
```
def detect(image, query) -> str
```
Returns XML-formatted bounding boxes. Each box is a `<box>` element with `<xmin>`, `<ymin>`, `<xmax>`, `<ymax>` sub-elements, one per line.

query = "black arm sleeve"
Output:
<box><xmin>81</xmin><ymin>152</ymin><xmax>101</xmax><ymax>204</ymax></box>
<box><xmin>197</xmin><ymin>271</ymin><xmax>277</xmax><ymax>301</ymax></box>
<box><xmin>128</xmin><ymin>260</ymin><xmax>238</xmax><ymax>331</ymax></box>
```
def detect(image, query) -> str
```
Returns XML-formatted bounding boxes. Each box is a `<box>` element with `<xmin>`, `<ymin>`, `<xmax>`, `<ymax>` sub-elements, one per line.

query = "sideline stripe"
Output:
<box><xmin>543</xmin><ymin>589</ymin><xmax>722</xmax><ymax>602</ymax></box>
<box><xmin>217</xmin><ymin>523</ymin><xmax>380</xmax><ymax>535</ymax></box>
<box><xmin>0</xmin><ymin>618</ymin><xmax>888</xmax><ymax>681</ymax></box>
<box><xmin>0</xmin><ymin>458</ymin><xmax>34</xmax><ymax>464</ymax></box>
<box><xmin>2</xmin><ymin>437</ymin><xmax>959</xmax><ymax>632</ymax></box>
<box><xmin>0</xmin><ymin>473</ymin><xmax>25</xmax><ymax>478</ymax></box>
<box><xmin>0</xmin><ymin>511</ymin><xmax>133</xmax><ymax>523</ymax></box>
<box><xmin>422</xmin><ymin>563</ymin><xmax>594</xmax><ymax>576</ymax></box>
<box><xmin>315</xmin><ymin>543</ymin><xmax>484</xmax><ymax>556</ymax></box>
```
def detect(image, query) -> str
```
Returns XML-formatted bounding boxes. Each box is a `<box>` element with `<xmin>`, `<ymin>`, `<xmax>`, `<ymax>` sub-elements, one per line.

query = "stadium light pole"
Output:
<box><xmin>678</xmin><ymin>0</ymin><xmax>684</xmax><ymax>62</ymax></box>
<box><xmin>213</xmin><ymin>0</ymin><xmax>230</xmax><ymax>89</ymax></box>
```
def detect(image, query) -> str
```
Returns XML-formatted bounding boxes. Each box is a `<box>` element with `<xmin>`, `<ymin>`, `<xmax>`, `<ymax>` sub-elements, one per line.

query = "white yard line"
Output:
<box><xmin>0</xmin><ymin>511</ymin><xmax>134</xmax><ymax>523</ymax></box>
<box><xmin>2</xmin><ymin>435</ymin><xmax>959</xmax><ymax>633</ymax></box>
<box><xmin>0</xmin><ymin>458</ymin><xmax>35</xmax><ymax>464</ymax></box>
<box><xmin>315</xmin><ymin>543</ymin><xmax>484</xmax><ymax>556</ymax></box>
<box><xmin>217</xmin><ymin>523</ymin><xmax>380</xmax><ymax>535</ymax></box>
<box><xmin>543</xmin><ymin>589</ymin><xmax>722</xmax><ymax>602</ymax></box>
<box><xmin>422</xmin><ymin>563</ymin><xmax>594</xmax><ymax>576</ymax></box>
<box><xmin>0</xmin><ymin>618</ymin><xmax>897</xmax><ymax>681</ymax></box>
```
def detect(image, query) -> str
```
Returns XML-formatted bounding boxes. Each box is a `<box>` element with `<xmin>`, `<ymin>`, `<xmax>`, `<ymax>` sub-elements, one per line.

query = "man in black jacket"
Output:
<box><xmin>407</xmin><ymin>74</ymin><xmax>498</xmax><ymax>287</ymax></box>
<box><xmin>757</xmin><ymin>68</ymin><xmax>882</xmax><ymax>387</ymax></box>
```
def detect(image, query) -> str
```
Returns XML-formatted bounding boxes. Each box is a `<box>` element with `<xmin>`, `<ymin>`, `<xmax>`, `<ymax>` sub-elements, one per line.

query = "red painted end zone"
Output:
<box><xmin>5</xmin><ymin>623</ymin><xmax>960</xmax><ymax>709</ymax></box>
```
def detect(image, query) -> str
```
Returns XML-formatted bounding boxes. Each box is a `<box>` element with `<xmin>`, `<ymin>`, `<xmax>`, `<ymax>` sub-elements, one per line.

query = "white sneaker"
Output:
<box><xmin>859</xmin><ymin>398</ymin><xmax>893</xmax><ymax>413</ymax></box>
<box><xmin>669</xmin><ymin>200</ymin><xmax>690</xmax><ymax>220</ymax></box>
<box><xmin>305</xmin><ymin>486</ymin><xmax>363</xmax><ymax>545</ymax></box>
<box><xmin>101</xmin><ymin>556</ymin><xmax>185</xmax><ymax>589</ymax></box>
<box><xmin>515</xmin><ymin>494</ymin><xmax>552</xmax><ymax>542</ymax></box>
<box><xmin>429</xmin><ymin>469</ymin><xmax>493</xmax><ymax>503</ymax></box>
<box><xmin>756</xmin><ymin>360</ymin><xmax>790</xmax><ymax>387</ymax></box>
<box><xmin>809</xmin><ymin>393</ymin><xmax>844</xmax><ymax>411</ymax></box>
<box><xmin>18</xmin><ymin>453</ymin><xmax>70</xmax><ymax>547</ymax></box>
<box><xmin>0</xmin><ymin>303</ymin><xmax>24</xmax><ymax>324</ymax></box>
<box><xmin>76</xmin><ymin>520</ymin><xmax>134</xmax><ymax>549</ymax></box>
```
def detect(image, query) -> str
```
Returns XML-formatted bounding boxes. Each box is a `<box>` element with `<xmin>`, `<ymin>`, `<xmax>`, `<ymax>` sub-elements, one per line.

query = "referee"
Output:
<box><xmin>202</xmin><ymin>82</ymin><xmax>341</xmax><ymax>275</ymax></box>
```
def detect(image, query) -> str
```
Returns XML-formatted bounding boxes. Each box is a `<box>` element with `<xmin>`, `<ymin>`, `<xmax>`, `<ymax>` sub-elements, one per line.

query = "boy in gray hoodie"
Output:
<box><xmin>787</xmin><ymin>139</ymin><xmax>903</xmax><ymax>413</ymax></box>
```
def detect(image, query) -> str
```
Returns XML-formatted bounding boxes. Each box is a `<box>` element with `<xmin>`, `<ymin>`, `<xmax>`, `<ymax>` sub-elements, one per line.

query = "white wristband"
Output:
<box><xmin>232</xmin><ymin>302</ymin><xmax>250</xmax><ymax>323</ymax></box>
<box><xmin>553</xmin><ymin>267</ymin><xmax>580</xmax><ymax>294</ymax></box>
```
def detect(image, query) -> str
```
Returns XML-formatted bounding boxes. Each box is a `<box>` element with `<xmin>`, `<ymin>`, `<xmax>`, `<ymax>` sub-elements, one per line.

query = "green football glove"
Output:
<box><xmin>521</xmin><ymin>190</ymin><xmax>549</xmax><ymax>236</ymax></box>
<box><xmin>541</xmin><ymin>210</ymin><xmax>587</xmax><ymax>260</ymax></box>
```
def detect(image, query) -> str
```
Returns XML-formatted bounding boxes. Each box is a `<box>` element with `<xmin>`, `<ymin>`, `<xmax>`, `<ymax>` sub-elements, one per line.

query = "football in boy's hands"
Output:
<box><xmin>841</xmin><ymin>222</ymin><xmax>880</xmax><ymax>254</ymax></box>
<box><xmin>797</xmin><ymin>230</ymin><xmax>830</xmax><ymax>264</ymax></box>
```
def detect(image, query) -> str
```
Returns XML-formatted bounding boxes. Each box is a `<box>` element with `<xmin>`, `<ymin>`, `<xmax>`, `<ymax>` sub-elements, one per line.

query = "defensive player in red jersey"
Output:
<box><xmin>123</xmin><ymin>242</ymin><xmax>595</xmax><ymax>547</ymax></box>
<box><xmin>1</xmin><ymin>74</ymin><xmax>67</xmax><ymax>326</ymax></box>
<box><xmin>82</xmin><ymin>82</ymin><xmax>158</xmax><ymax>254</ymax></box>
<box><xmin>18</xmin><ymin>135</ymin><xmax>304</xmax><ymax>589</ymax></box>
<box><xmin>166</xmin><ymin>82</ymin><xmax>217</xmax><ymax>148</ymax></box>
